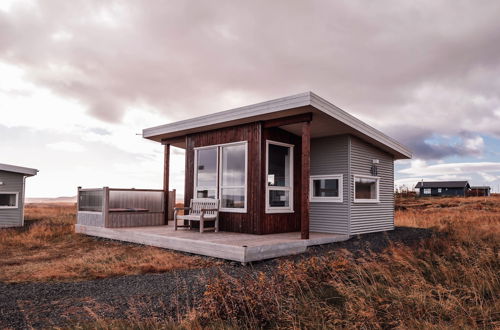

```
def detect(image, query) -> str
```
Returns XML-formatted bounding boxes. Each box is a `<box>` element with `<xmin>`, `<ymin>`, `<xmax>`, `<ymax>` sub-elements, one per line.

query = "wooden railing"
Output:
<box><xmin>77</xmin><ymin>187</ymin><xmax>175</xmax><ymax>228</ymax></box>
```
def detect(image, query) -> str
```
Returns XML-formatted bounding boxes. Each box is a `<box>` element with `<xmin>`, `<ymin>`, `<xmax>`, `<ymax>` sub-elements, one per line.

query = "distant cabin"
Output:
<box><xmin>469</xmin><ymin>186</ymin><xmax>491</xmax><ymax>197</ymax></box>
<box><xmin>415</xmin><ymin>181</ymin><xmax>470</xmax><ymax>197</ymax></box>
<box><xmin>0</xmin><ymin>163</ymin><xmax>38</xmax><ymax>228</ymax></box>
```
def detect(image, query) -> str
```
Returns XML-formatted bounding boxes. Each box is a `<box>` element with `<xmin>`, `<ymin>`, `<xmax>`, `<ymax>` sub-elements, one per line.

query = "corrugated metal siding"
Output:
<box><xmin>350</xmin><ymin>136</ymin><xmax>394</xmax><ymax>234</ymax></box>
<box><xmin>310</xmin><ymin>135</ymin><xmax>349</xmax><ymax>234</ymax></box>
<box><xmin>0</xmin><ymin>170</ymin><xmax>24</xmax><ymax>227</ymax></box>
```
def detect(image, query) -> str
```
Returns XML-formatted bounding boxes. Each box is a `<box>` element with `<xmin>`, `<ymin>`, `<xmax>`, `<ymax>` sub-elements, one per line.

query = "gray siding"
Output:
<box><xmin>310</xmin><ymin>135</ymin><xmax>349</xmax><ymax>234</ymax></box>
<box><xmin>0</xmin><ymin>170</ymin><xmax>24</xmax><ymax>228</ymax></box>
<box><xmin>350</xmin><ymin>136</ymin><xmax>394</xmax><ymax>234</ymax></box>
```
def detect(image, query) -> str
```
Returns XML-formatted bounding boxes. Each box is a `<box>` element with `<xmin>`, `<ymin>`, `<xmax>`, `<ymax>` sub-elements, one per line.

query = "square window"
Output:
<box><xmin>0</xmin><ymin>193</ymin><xmax>18</xmax><ymax>208</ymax></box>
<box><xmin>310</xmin><ymin>175</ymin><xmax>343</xmax><ymax>202</ymax></box>
<box><xmin>269</xmin><ymin>190</ymin><xmax>290</xmax><ymax>208</ymax></box>
<box><xmin>354</xmin><ymin>176</ymin><xmax>379</xmax><ymax>202</ymax></box>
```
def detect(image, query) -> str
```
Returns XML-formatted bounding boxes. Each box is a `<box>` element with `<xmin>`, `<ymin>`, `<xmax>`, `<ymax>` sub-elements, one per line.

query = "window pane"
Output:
<box><xmin>78</xmin><ymin>190</ymin><xmax>103</xmax><ymax>212</ymax></box>
<box><xmin>196</xmin><ymin>148</ymin><xmax>217</xmax><ymax>187</ymax></box>
<box><xmin>221</xmin><ymin>144</ymin><xmax>246</xmax><ymax>187</ymax></box>
<box><xmin>268</xmin><ymin>144</ymin><xmax>291</xmax><ymax>187</ymax></box>
<box><xmin>313</xmin><ymin>179</ymin><xmax>339</xmax><ymax>197</ymax></box>
<box><xmin>0</xmin><ymin>194</ymin><xmax>16</xmax><ymax>207</ymax></box>
<box><xmin>221</xmin><ymin>188</ymin><xmax>245</xmax><ymax>209</ymax></box>
<box><xmin>355</xmin><ymin>177</ymin><xmax>377</xmax><ymax>200</ymax></box>
<box><xmin>196</xmin><ymin>189</ymin><xmax>216</xmax><ymax>199</ymax></box>
<box><xmin>269</xmin><ymin>190</ymin><xmax>290</xmax><ymax>207</ymax></box>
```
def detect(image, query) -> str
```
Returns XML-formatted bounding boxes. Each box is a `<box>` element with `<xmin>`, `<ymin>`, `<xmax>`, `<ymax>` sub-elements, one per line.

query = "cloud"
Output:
<box><xmin>2</xmin><ymin>0</ymin><xmax>500</xmax><ymax>197</ymax></box>
<box><xmin>46</xmin><ymin>141</ymin><xmax>86</xmax><ymax>152</ymax></box>
<box><xmin>399</xmin><ymin>160</ymin><xmax>500</xmax><ymax>177</ymax></box>
<box><xmin>0</xmin><ymin>0</ymin><xmax>499</xmax><ymax>159</ymax></box>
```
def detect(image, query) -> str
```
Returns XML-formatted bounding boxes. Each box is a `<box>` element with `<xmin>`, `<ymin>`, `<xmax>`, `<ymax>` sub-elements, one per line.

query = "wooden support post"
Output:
<box><xmin>163</xmin><ymin>144</ymin><xmax>170</xmax><ymax>225</ymax></box>
<box><xmin>301</xmin><ymin>121</ymin><xmax>310</xmax><ymax>239</ymax></box>
<box><xmin>103</xmin><ymin>186</ymin><xmax>110</xmax><ymax>228</ymax></box>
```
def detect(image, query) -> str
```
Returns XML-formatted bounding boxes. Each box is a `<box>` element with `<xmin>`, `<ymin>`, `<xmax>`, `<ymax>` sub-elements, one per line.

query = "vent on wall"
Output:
<box><xmin>371</xmin><ymin>159</ymin><xmax>379</xmax><ymax>176</ymax></box>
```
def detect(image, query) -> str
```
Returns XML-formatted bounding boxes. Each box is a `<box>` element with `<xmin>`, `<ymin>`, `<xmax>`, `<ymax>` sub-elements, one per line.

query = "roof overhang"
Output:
<box><xmin>143</xmin><ymin>92</ymin><xmax>412</xmax><ymax>159</ymax></box>
<box><xmin>0</xmin><ymin>163</ymin><xmax>39</xmax><ymax>176</ymax></box>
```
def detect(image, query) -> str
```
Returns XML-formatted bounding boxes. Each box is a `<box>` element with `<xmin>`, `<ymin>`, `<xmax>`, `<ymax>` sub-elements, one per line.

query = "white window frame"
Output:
<box><xmin>193</xmin><ymin>141</ymin><xmax>248</xmax><ymax>213</ymax></box>
<box><xmin>353</xmin><ymin>175</ymin><xmax>380</xmax><ymax>203</ymax></box>
<box><xmin>265</xmin><ymin>140</ymin><xmax>294</xmax><ymax>213</ymax></box>
<box><xmin>310</xmin><ymin>174</ymin><xmax>343</xmax><ymax>203</ymax></box>
<box><xmin>0</xmin><ymin>192</ymin><xmax>19</xmax><ymax>209</ymax></box>
<box><xmin>219</xmin><ymin>142</ymin><xmax>248</xmax><ymax>213</ymax></box>
<box><xmin>423</xmin><ymin>188</ymin><xmax>431</xmax><ymax>194</ymax></box>
<box><xmin>193</xmin><ymin>145</ymin><xmax>219</xmax><ymax>201</ymax></box>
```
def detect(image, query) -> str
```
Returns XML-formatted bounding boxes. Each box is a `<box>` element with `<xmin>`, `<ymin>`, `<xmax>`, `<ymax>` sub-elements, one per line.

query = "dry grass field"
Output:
<box><xmin>1</xmin><ymin>197</ymin><xmax>498</xmax><ymax>328</ymax></box>
<box><xmin>0</xmin><ymin>203</ymin><xmax>215</xmax><ymax>283</ymax></box>
<box><xmin>185</xmin><ymin>196</ymin><xmax>499</xmax><ymax>329</ymax></box>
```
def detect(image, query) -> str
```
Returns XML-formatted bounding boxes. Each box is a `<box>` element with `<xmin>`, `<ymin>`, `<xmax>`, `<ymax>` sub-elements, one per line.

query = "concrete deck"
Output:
<box><xmin>75</xmin><ymin>222</ymin><xmax>350</xmax><ymax>263</ymax></box>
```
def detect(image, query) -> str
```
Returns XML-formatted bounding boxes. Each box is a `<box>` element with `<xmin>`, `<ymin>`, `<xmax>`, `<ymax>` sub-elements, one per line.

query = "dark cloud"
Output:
<box><xmin>387</xmin><ymin>126</ymin><xmax>485</xmax><ymax>160</ymax></box>
<box><xmin>1</xmin><ymin>0</ymin><xmax>500</xmax><ymax>159</ymax></box>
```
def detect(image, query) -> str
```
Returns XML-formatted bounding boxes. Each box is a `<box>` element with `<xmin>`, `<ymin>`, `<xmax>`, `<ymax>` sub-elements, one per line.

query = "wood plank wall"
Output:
<box><xmin>185</xmin><ymin>122</ymin><xmax>262</xmax><ymax>233</ymax></box>
<box><xmin>184</xmin><ymin>123</ymin><xmax>304</xmax><ymax>235</ymax></box>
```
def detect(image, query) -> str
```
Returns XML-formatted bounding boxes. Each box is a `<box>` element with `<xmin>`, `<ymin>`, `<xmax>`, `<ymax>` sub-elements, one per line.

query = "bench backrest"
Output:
<box><xmin>189</xmin><ymin>198</ymin><xmax>219</xmax><ymax>216</ymax></box>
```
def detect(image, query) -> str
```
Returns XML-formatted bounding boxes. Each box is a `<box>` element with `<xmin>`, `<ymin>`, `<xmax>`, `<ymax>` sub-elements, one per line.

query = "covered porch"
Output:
<box><xmin>75</xmin><ymin>222</ymin><xmax>349</xmax><ymax>263</ymax></box>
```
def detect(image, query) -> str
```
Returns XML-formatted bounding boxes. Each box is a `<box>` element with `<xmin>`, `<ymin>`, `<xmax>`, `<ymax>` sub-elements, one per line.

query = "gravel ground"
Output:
<box><xmin>0</xmin><ymin>226</ymin><xmax>433</xmax><ymax>328</ymax></box>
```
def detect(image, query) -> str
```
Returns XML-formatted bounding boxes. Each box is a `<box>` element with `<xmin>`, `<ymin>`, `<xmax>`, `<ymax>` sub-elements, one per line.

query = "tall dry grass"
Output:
<box><xmin>0</xmin><ymin>203</ymin><xmax>215</xmax><ymax>283</ymax></box>
<box><xmin>191</xmin><ymin>196</ymin><xmax>500</xmax><ymax>328</ymax></box>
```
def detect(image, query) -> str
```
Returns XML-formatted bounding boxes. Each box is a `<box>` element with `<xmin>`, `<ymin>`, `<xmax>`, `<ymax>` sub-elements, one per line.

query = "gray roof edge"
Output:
<box><xmin>309</xmin><ymin>92</ymin><xmax>412</xmax><ymax>159</ymax></box>
<box><xmin>143</xmin><ymin>92</ymin><xmax>312</xmax><ymax>138</ymax></box>
<box><xmin>0</xmin><ymin>163</ymin><xmax>39</xmax><ymax>176</ymax></box>
<box><xmin>142</xmin><ymin>91</ymin><xmax>412</xmax><ymax>159</ymax></box>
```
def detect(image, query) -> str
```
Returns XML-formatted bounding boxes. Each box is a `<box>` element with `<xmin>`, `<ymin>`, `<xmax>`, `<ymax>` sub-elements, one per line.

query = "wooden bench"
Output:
<box><xmin>174</xmin><ymin>198</ymin><xmax>220</xmax><ymax>233</ymax></box>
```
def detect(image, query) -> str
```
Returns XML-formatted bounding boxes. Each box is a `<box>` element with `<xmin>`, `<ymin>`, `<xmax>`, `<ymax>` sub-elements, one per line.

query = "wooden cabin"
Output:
<box><xmin>143</xmin><ymin>92</ymin><xmax>412</xmax><ymax>238</ymax></box>
<box><xmin>415</xmin><ymin>181</ymin><xmax>470</xmax><ymax>197</ymax></box>
<box><xmin>0</xmin><ymin>163</ymin><xmax>38</xmax><ymax>228</ymax></box>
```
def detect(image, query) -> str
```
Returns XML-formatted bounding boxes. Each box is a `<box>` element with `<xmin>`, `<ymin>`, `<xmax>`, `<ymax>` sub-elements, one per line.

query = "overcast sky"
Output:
<box><xmin>1</xmin><ymin>0</ymin><xmax>500</xmax><ymax>198</ymax></box>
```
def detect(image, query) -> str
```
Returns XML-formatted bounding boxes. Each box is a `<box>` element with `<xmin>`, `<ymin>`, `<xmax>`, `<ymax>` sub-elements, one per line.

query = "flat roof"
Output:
<box><xmin>0</xmin><ymin>163</ymin><xmax>38</xmax><ymax>176</ymax></box>
<box><xmin>415</xmin><ymin>181</ymin><xmax>470</xmax><ymax>188</ymax></box>
<box><xmin>143</xmin><ymin>91</ymin><xmax>412</xmax><ymax>159</ymax></box>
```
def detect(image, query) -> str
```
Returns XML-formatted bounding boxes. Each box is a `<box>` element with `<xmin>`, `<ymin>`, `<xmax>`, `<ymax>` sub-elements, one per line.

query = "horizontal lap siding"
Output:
<box><xmin>350</xmin><ymin>136</ymin><xmax>394</xmax><ymax>235</ymax></box>
<box><xmin>310</xmin><ymin>136</ymin><xmax>349</xmax><ymax>234</ymax></box>
<box><xmin>0</xmin><ymin>170</ymin><xmax>24</xmax><ymax>227</ymax></box>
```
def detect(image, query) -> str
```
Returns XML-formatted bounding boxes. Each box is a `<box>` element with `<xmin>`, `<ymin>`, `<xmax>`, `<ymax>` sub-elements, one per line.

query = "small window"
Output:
<box><xmin>354</xmin><ymin>175</ymin><xmax>379</xmax><ymax>203</ymax></box>
<box><xmin>423</xmin><ymin>188</ymin><xmax>431</xmax><ymax>194</ymax></box>
<box><xmin>310</xmin><ymin>175</ymin><xmax>343</xmax><ymax>202</ymax></box>
<box><xmin>437</xmin><ymin>188</ymin><xmax>442</xmax><ymax>193</ymax></box>
<box><xmin>0</xmin><ymin>192</ymin><xmax>18</xmax><ymax>209</ymax></box>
